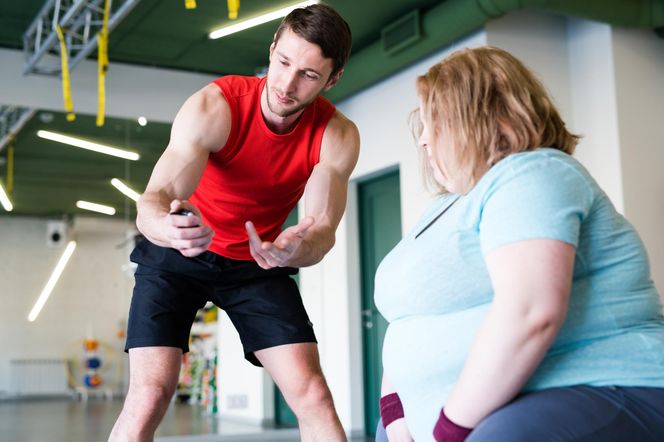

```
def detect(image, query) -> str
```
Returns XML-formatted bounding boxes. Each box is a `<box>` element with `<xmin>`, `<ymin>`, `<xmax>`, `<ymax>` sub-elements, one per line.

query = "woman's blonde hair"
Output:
<box><xmin>412</xmin><ymin>46</ymin><xmax>580</xmax><ymax>194</ymax></box>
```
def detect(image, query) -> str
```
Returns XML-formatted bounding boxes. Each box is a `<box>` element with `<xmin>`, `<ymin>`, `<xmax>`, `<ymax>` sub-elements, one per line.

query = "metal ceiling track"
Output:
<box><xmin>0</xmin><ymin>106</ymin><xmax>35</xmax><ymax>152</ymax></box>
<box><xmin>22</xmin><ymin>0</ymin><xmax>141</xmax><ymax>76</ymax></box>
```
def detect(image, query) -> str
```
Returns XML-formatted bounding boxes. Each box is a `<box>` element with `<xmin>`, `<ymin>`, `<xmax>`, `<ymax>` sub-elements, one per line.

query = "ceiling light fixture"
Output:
<box><xmin>28</xmin><ymin>240</ymin><xmax>77</xmax><ymax>322</ymax></box>
<box><xmin>37</xmin><ymin>130</ymin><xmax>140</xmax><ymax>161</ymax></box>
<box><xmin>111</xmin><ymin>178</ymin><xmax>141</xmax><ymax>202</ymax></box>
<box><xmin>76</xmin><ymin>200</ymin><xmax>116</xmax><ymax>215</ymax></box>
<box><xmin>209</xmin><ymin>0</ymin><xmax>319</xmax><ymax>39</ymax></box>
<box><xmin>0</xmin><ymin>182</ymin><xmax>13</xmax><ymax>211</ymax></box>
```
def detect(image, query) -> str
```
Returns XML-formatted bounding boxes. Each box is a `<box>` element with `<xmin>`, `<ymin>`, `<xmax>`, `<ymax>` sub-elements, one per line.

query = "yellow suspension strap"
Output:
<box><xmin>228</xmin><ymin>0</ymin><xmax>240</xmax><ymax>19</ymax></box>
<box><xmin>184</xmin><ymin>0</ymin><xmax>196</xmax><ymax>9</ymax></box>
<box><xmin>96</xmin><ymin>0</ymin><xmax>111</xmax><ymax>127</ymax></box>
<box><xmin>55</xmin><ymin>25</ymin><xmax>76</xmax><ymax>122</ymax></box>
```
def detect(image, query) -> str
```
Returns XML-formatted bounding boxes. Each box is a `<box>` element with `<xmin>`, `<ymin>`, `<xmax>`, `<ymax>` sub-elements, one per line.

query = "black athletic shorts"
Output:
<box><xmin>125</xmin><ymin>239</ymin><xmax>317</xmax><ymax>366</ymax></box>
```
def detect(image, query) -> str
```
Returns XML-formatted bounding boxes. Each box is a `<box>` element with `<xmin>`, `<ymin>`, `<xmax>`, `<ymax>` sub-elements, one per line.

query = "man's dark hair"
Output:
<box><xmin>273</xmin><ymin>3</ymin><xmax>352</xmax><ymax>78</ymax></box>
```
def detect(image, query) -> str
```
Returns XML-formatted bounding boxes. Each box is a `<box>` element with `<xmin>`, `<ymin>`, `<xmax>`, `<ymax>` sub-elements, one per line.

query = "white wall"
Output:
<box><xmin>0</xmin><ymin>216</ymin><xmax>135</xmax><ymax>397</ymax></box>
<box><xmin>566</xmin><ymin>18</ymin><xmax>625</xmax><ymax>211</ymax></box>
<box><xmin>486</xmin><ymin>11</ymin><xmax>573</xmax><ymax>121</ymax></box>
<box><xmin>611</xmin><ymin>27</ymin><xmax>664</xmax><ymax>294</ymax></box>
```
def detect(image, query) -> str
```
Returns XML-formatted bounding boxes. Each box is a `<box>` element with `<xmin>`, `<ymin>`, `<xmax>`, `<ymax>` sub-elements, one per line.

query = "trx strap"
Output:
<box><xmin>228</xmin><ymin>0</ymin><xmax>240</xmax><ymax>19</ymax></box>
<box><xmin>97</xmin><ymin>0</ymin><xmax>111</xmax><ymax>127</ymax></box>
<box><xmin>55</xmin><ymin>25</ymin><xmax>76</xmax><ymax>122</ymax></box>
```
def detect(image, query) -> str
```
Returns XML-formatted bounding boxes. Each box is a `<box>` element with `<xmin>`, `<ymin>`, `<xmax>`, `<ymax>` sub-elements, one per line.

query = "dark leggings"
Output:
<box><xmin>376</xmin><ymin>386</ymin><xmax>664</xmax><ymax>441</ymax></box>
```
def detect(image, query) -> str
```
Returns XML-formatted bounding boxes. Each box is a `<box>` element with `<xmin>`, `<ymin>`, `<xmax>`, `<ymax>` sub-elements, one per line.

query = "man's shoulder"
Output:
<box><xmin>174</xmin><ymin>84</ymin><xmax>231</xmax><ymax>153</ymax></box>
<box><xmin>319</xmin><ymin>109</ymin><xmax>360</xmax><ymax>170</ymax></box>
<box><xmin>213</xmin><ymin>75</ymin><xmax>261</xmax><ymax>98</ymax></box>
<box><xmin>192</xmin><ymin>83</ymin><xmax>231</xmax><ymax>119</ymax></box>
<box><xmin>325</xmin><ymin>109</ymin><xmax>359</xmax><ymax>141</ymax></box>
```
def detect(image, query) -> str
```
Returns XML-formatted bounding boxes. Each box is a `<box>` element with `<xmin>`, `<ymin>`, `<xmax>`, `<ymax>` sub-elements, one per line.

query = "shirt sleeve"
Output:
<box><xmin>478</xmin><ymin>154</ymin><xmax>594</xmax><ymax>255</ymax></box>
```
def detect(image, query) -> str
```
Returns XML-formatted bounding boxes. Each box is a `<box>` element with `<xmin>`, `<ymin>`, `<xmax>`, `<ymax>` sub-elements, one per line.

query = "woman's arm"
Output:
<box><xmin>380</xmin><ymin>374</ymin><xmax>413</xmax><ymax>442</ymax></box>
<box><xmin>442</xmin><ymin>239</ymin><xmax>575</xmax><ymax>429</ymax></box>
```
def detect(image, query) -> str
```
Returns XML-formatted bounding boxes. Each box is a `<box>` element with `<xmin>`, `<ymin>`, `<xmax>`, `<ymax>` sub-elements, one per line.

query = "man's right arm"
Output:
<box><xmin>136</xmin><ymin>83</ymin><xmax>231</xmax><ymax>257</ymax></box>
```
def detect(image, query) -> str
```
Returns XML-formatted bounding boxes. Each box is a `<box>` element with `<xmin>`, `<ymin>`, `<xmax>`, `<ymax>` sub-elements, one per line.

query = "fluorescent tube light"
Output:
<box><xmin>111</xmin><ymin>178</ymin><xmax>141</xmax><ymax>202</ymax></box>
<box><xmin>209</xmin><ymin>0</ymin><xmax>319</xmax><ymax>39</ymax></box>
<box><xmin>28</xmin><ymin>240</ymin><xmax>77</xmax><ymax>322</ymax></box>
<box><xmin>37</xmin><ymin>130</ymin><xmax>140</xmax><ymax>161</ymax></box>
<box><xmin>76</xmin><ymin>200</ymin><xmax>116</xmax><ymax>215</ymax></box>
<box><xmin>0</xmin><ymin>182</ymin><xmax>13</xmax><ymax>211</ymax></box>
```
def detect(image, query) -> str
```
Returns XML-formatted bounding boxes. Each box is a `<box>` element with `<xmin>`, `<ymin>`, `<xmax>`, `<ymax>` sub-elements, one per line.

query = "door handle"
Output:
<box><xmin>362</xmin><ymin>309</ymin><xmax>374</xmax><ymax>328</ymax></box>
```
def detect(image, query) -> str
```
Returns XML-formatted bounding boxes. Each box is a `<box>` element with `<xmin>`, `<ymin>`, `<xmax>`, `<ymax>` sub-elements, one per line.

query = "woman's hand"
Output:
<box><xmin>432</xmin><ymin>407</ymin><xmax>472</xmax><ymax>442</ymax></box>
<box><xmin>386</xmin><ymin>417</ymin><xmax>414</xmax><ymax>442</ymax></box>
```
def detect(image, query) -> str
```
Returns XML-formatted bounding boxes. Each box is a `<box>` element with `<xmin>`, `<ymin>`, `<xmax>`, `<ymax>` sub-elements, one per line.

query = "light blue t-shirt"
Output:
<box><xmin>374</xmin><ymin>148</ymin><xmax>664</xmax><ymax>441</ymax></box>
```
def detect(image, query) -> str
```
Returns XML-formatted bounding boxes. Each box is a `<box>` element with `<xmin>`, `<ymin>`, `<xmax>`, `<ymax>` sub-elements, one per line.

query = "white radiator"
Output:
<box><xmin>10</xmin><ymin>359</ymin><xmax>70</xmax><ymax>396</ymax></box>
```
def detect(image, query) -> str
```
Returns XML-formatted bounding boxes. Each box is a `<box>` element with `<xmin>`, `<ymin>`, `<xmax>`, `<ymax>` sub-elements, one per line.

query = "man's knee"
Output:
<box><xmin>126</xmin><ymin>381</ymin><xmax>176</xmax><ymax>416</ymax></box>
<box><xmin>282</xmin><ymin>373</ymin><xmax>334</xmax><ymax>416</ymax></box>
<box><xmin>125</xmin><ymin>347</ymin><xmax>182</xmax><ymax>416</ymax></box>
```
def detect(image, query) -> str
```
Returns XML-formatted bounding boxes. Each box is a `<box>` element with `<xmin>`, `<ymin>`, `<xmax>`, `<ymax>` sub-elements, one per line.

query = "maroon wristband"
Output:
<box><xmin>433</xmin><ymin>408</ymin><xmax>472</xmax><ymax>442</ymax></box>
<box><xmin>379</xmin><ymin>392</ymin><xmax>405</xmax><ymax>428</ymax></box>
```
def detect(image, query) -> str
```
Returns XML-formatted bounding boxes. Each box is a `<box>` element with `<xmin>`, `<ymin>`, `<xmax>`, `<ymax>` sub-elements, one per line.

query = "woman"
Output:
<box><xmin>374</xmin><ymin>46</ymin><xmax>664</xmax><ymax>441</ymax></box>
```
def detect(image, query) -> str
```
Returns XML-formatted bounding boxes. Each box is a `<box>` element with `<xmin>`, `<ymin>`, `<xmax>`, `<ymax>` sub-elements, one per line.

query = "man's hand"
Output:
<box><xmin>386</xmin><ymin>418</ymin><xmax>414</xmax><ymax>442</ymax></box>
<box><xmin>166</xmin><ymin>200</ymin><xmax>214</xmax><ymax>257</ymax></box>
<box><xmin>246</xmin><ymin>216</ymin><xmax>315</xmax><ymax>269</ymax></box>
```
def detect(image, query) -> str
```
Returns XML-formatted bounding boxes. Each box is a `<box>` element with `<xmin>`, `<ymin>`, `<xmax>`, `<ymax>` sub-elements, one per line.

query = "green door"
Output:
<box><xmin>358</xmin><ymin>169</ymin><xmax>402</xmax><ymax>435</ymax></box>
<box><xmin>275</xmin><ymin>389</ymin><xmax>297</xmax><ymax>428</ymax></box>
<box><xmin>274</xmin><ymin>208</ymin><xmax>299</xmax><ymax>427</ymax></box>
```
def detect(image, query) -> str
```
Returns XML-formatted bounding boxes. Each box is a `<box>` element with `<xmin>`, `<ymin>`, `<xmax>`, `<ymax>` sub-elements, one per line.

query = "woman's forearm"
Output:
<box><xmin>443</xmin><ymin>302</ymin><xmax>562</xmax><ymax>428</ymax></box>
<box><xmin>442</xmin><ymin>239</ymin><xmax>575</xmax><ymax>429</ymax></box>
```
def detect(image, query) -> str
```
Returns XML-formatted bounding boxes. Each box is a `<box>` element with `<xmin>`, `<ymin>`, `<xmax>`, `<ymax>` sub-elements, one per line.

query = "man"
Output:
<box><xmin>108</xmin><ymin>4</ymin><xmax>358</xmax><ymax>442</ymax></box>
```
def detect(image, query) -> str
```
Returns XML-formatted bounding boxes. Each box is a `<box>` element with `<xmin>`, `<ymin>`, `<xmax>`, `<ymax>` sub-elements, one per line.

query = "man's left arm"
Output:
<box><xmin>246</xmin><ymin>111</ymin><xmax>360</xmax><ymax>269</ymax></box>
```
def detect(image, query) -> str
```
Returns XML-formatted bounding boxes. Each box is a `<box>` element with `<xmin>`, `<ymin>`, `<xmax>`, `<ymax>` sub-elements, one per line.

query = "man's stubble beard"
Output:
<box><xmin>265</xmin><ymin>78</ymin><xmax>321</xmax><ymax>118</ymax></box>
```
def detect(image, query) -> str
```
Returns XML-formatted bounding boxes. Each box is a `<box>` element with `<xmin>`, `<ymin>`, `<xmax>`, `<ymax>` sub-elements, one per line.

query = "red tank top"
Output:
<box><xmin>189</xmin><ymin>75</ymin><xmax>336</xmax><ymax>260</ymax></box>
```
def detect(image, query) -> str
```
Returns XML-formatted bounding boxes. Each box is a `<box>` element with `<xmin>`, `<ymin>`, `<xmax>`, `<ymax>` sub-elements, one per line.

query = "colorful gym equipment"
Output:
<box><xmin>82</xmin><ymin>338</ymin><xmax>103</xmax><ymax>388</ymax></box>
<box><xmin>176</xmin><ymin>303</ymin><xmax>219</xmax><ymax>413</ymax></box>
<box><xmin>66</xmin><ymin>336</ymin><xmax>120</xmax><ymax>401</ymax></box>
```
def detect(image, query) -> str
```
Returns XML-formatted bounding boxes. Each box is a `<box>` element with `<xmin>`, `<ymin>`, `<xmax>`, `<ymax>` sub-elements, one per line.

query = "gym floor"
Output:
<box><xmin>0</xmin><ymin>397</ymin><xmax>374</xmax><ymax>442</ymax></box>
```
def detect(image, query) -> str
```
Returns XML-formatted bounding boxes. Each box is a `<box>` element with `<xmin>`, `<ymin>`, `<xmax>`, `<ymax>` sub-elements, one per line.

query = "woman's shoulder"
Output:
<box><xmin>470</xmin><ymin>148</ymin><xmax>599</xmax><ymax>214</ymax></box>
<box><xmin>501</xmin><ymin>147</ymin><xmax>582</xmax><ymax>172</ymax></box>
<box><xmin>479</xmin><ymin>148</ymin><xmax>593</xmax><ymax>189</ymax></box>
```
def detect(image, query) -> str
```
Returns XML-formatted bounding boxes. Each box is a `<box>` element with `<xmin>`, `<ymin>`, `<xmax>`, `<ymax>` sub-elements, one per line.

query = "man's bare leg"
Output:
<box><xmin>108</xmin><ymin>347</ymin><xmax>182</xmax><ymax>442</ymax></box>
<box><xmin>256</xmin><ymin>343</ymin><xmax>346</xmax><ymax>442</ymax></box>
